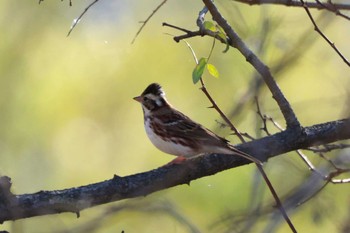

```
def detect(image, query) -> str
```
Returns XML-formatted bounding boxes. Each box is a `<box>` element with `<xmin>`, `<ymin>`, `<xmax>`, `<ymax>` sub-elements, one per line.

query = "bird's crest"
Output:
<box><xmin>142</xmin><ymin>83</ymin><xmax>164</xmax><ymax>97</ymax></box>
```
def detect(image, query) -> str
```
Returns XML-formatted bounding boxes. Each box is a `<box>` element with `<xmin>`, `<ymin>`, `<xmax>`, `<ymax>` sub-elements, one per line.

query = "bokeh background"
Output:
<box><xmin>0</xmin><ymin>0</ymin><xmax>349</xmax><ymax>232</ymax></box>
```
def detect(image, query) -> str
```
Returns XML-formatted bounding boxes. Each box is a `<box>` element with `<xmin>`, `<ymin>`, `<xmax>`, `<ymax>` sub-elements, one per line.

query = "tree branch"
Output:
<box><xmin>131</xmin><ymin>0</ymin><xmax>168</xmax><ymax>44</ymax></box>
<box><xmin>202</xmin><ymin>0</ymin><xmax>301</xmax><ymax>130</ymax></box>
<box><xmin>298</xmin><ymin>0</ymin><xmax>350</xmax><ymax>67</ymax></box>
<box><xmin>234</xmin><ymin>0</ymin><xmax>350</xmax><ymax>12</ymax></box>
<box><xmin>66</xmin><ymin>0</ymin><xmax>100</xmax><ymax>37</ymax></box>
<box><xmin>0</xmin><ymin>118</ymin><xmax>349</xmax><ymax>223</ymax></box>
<box><xmin>234</xmin><ymin>0</ymin><xmax>350</xmax><ymax>66</ymax></box>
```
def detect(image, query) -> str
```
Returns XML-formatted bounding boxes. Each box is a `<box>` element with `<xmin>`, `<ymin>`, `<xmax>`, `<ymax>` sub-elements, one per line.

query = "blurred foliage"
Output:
<box><xmin>0</xmin><ymin>0</ymin><xmax>349</xmax><ymax>232</ymax></box>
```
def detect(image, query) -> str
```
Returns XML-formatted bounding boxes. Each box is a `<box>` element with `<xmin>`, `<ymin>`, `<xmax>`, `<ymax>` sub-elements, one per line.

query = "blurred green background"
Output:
<box><xmin>0</xmin><ymin>0</ymin><xmax>349</xmax><ymax>232</ymax></box>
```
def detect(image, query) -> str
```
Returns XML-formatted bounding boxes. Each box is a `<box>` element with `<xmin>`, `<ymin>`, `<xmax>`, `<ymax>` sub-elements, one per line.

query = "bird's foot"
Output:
<box><xmin>164</xmin><ymin>156</ymin><xmax>187</xmax><ymax>166</ymax></box>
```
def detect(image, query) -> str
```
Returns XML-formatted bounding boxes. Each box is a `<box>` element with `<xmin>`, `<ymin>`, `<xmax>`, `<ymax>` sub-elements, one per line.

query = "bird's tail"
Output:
<box><xmin>227</xmin><ymin>144</ymin><xmax>263</xmax><ymax>165</ymax></box>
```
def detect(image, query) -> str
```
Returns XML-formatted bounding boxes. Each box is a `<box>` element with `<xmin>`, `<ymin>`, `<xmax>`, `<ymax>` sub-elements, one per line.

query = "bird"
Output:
<box><xmin>133</xmin><ymin>83</ymin><xmax>261</xmax><ymax>165</ymax></box>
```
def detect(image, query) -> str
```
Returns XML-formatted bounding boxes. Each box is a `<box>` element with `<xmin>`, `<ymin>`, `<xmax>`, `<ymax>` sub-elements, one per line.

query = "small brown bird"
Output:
<box><xmin>134</xmin><ymin>83</ymin><xmax>261</xmax><ymax>164</ymax></box>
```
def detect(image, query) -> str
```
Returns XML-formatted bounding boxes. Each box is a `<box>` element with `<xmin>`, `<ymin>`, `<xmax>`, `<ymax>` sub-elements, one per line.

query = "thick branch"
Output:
<box><xmin>0</xmin><ymin>118</ymin><xmax>349</xmax><ymax>223</ymax></box>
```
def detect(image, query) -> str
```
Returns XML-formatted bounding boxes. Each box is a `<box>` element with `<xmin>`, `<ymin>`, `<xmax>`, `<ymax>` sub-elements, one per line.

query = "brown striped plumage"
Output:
<box><xmin>134</xmin><ymin>83</ymin><xmax>261</xmax><ymax>164</ymax></box>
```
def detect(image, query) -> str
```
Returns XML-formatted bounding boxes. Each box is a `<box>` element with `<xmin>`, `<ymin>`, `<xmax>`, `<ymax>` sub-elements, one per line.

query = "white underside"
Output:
<box><xmin>145</xmin><ymin>118</ymin><xmax>194</xmax><ymax>157</ymax></box>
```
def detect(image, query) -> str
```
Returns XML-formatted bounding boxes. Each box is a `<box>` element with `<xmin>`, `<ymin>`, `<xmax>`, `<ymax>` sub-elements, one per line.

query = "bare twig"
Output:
<box><xmin>264</xmin><ymin>106</ymin><xmax>350</xmax><ymax>182</ymax></box>
<box><xmin>239</xmin><ymin>132</ymin><xmax>256</xmax><ymax>141</ymax></box>
<box><xmin>66</xmin><ymin>0</ymin><xmax>168</xmax><ymax>38</ymax></box>
<box><xmin>39</xmin><ymin>0</ymin><xmax>72</xmax><ymax>6</ymax></box>
<box><xmin>315</xmin><ymin>0</ymin><xmax>350</xmax><ymax>21</ymax></box>
<box><xmin>254</xmin><ymin>101</ymin><xmax>300</xmax><ymax>232</ymax></box>
<box><xmin>226</xmin><ymin>10</ymin><xmax>333</xmax><ymax>124</ymax></box>
<box><xmin>296</xmin><ymin>165</ymin><xmax>350</xmax><ymax>206</ymax></box>
<box><xmin>58</xmin><ymin>200</ymin><xmax>200</xmax><ymax>233</ymax></box>
<box><xmin>163</xmin><ymin>22</ymin><xmax>228</xmax><ymax>44</ymax></box>
<box><xmin>162</xmin><ymin>22</ymin><xmax>192</xmax><ymax>34</ymax></box>
<box><xmin>307</xmin><ymin>143</ymin><xmax>350</xmax><ymax>153</ymax></box>
<box><xmin>255</xmin><ymin>97</ymin><xmax>270</xmax><ymax>135</ymax></box>
<box><xmin>234</xmin><ymin>0</ymin><xmax>350</xmax><ymax>12</ymax></box>
<box><xmin>254</xmin><ymin>95</ymin><xmax>350</xmax><ymax>231</ymax></box>
<box><xmin>67</xmin><ymin>0</ymin><xmax>100</xmax><ymax>37</ymax></box>
<box><xmin>255</xmin><ymin>101</ymin><xmax>349</xmax><ymax>181</ymax></box>
<box><xmin>265</xmin><ymin>115</ymin><xmax>284</xmax><ymax>131</ymax></box>
<box><xmin>298</xmin><ymin>0</ymin><xmax>350</xmax><ymax>66</ymax></box>
<box><xmin>236</xmin><ymin>0</ymin><xmax>350</xmax><ymax>21</ymax></box>
<box><xmin>131</xmin><ymin>0</ymin><xmax>168</xmax><ymax>44</ymax></box>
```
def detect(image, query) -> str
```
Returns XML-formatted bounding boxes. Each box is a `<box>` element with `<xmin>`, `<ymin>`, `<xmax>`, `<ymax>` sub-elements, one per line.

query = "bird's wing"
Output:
<box><xmin>156</xmin><ymin>109</ymin><xmax>229</xmax><ymax>145</ymax></box>
<box><xmin>155</xmin><ymin>109</ymin><xmax>262</xmax><ymax>165</ymax></box>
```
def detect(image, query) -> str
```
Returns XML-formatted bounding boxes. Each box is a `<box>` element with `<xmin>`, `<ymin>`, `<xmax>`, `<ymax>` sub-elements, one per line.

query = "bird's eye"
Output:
<box><xmin>143</xmin><ymin>96</ymin><xmax>148</xmax><ymax>101</ymax></box>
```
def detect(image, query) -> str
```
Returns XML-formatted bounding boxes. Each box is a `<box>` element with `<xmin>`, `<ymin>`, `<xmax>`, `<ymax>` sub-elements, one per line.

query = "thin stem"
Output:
<box><xmin>131</xmin><ymin>0</ymin><xmax>168</xmax><ymax>44</ymax></box>
<box><xmin>298</xmin><ymin>0</ymin><xmax>350</xmax><ymax>66</ymax></box>
<box><xmin>234</xmin><ymin>0</ymin><xmax>350</xmax><ymax>11</ymax></box>
<box><xmin>67</xmin><ymin>0</ymin><xmax>100</xmax><ymax>37</ymax></box>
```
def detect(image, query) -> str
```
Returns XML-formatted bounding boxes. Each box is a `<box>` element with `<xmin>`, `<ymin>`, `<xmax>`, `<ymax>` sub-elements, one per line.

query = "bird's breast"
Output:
<box><xmin>144</xmin><ymin>117</ymin><xmax>194</xmax><ymax>157</ymax></box>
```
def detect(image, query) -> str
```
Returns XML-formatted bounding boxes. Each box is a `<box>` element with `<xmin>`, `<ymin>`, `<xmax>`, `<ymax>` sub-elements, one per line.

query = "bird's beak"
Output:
<box><xmin>133</xmin><ymin>96</ymin><xmax>142</xmax><ymax>103</ymax></box>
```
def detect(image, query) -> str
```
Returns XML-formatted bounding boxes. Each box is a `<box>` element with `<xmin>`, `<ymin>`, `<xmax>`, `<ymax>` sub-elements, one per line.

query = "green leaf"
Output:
<box><xmin>203</xmin><ymin>21</ymin><xmax>216</xmax><ymax>32</ymax></box>
<box><xmin>216</xmin><ymin>25</ymin><xmax>230</xmax><ymax>53</ymax></box>
<box><xmin>216</xmin><ymin>29</ymin><xmax>226</xmax><ymax>42</ymax></box>
<box><xmin>222</xmin><ymin>42</ymin><xmax>230</xmax><ymax>53</ymax></box>
<box><xmin>192</xmin><ymin>57</ymin><xmax>207</xmax><ymax>84</ymax></box>
<box><xmin>207</xmin><ymin>63</ymin><xmax>219</xmax><ymax>78</ymax></box>
<box><xmin>203</xmin><ymin>22</ymin><xmax>230</xmax><ymax>53</ymax></box>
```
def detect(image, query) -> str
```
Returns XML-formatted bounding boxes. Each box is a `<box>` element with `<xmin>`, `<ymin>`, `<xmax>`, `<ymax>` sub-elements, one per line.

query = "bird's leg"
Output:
<box><xmin>164</xmin><ymin>156</ymin><xmax>187</xmax><ymax>166</ymax></box>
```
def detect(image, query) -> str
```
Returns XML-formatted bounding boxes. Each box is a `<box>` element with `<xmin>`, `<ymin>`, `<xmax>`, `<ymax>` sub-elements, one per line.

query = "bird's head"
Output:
<box><xmin>133</xmin><ymin>83</ymin><xmax>169</xmax><ymax>113</ymax></box>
